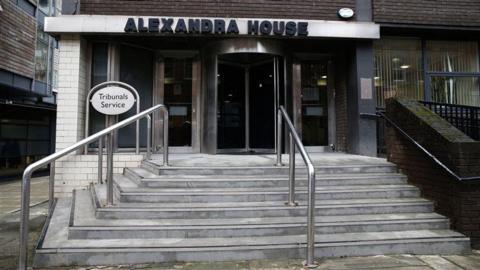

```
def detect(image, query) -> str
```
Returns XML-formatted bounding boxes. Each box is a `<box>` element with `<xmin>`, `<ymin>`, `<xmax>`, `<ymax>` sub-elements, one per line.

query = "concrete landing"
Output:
<box><xmin>148</xmin><ymin>153</ymin><xmax>391</xmax><ymax>167</ymax></box>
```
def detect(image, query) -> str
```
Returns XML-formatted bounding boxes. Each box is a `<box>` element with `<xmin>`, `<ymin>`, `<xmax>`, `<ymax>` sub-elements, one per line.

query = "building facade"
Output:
<box><xmin>0</xmin><ymin>0</ymin><xmax>60</xmax><ymax>180</ymax></box>
<box><xmin>44</xmin><ymin>0</ymin><xmax>480</xmax><ymax>195</ymax></box>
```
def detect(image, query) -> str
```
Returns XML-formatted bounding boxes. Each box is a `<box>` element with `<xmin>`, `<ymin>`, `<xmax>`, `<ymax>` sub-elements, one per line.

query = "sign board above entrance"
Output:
<box><xmin>44</xmin><ymin>15</ymin><xmax>380</xmax><ymax>39</ymax></box>
<box><xmin>124</xmin><ymin>18</ymin><xmax>309</xmax><ymax>36</ymax></box>
<box><xmin>90</xmin><ymin>86</ymin><xmax>135</xmax><ymax>115</ymax></box>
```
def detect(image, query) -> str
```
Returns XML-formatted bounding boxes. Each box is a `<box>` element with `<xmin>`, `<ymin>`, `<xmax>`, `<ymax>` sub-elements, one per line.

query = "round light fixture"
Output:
<box><xmin>338</xmin><ymin>8</ymin><xmax>355</xmax><ymax>19</ymax></box>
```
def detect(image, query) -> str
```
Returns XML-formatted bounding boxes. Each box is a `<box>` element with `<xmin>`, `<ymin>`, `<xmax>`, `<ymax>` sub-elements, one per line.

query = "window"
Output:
<box><xmin>426</xmin><ymin>41</ymin><xmax>480</xmax><ymax>106</ymax></box>
<box><xmin>374</xmin><ymin>38</ymin><xmax>424</xmax><ymax>107</ymax></box>
<box><xmin>430</xmin><ymin>77</ymin><xmax>480</xmax><ymax>106</ymax></box>
<box><xmin>34</xmin><ymin>0</ymin><xmax>58</xmax><ymax>95</ymax></box>
<box><xmin>375</xmin><ymin>38</ymin><xmax>480</xmax><ymax>107</ymax></box>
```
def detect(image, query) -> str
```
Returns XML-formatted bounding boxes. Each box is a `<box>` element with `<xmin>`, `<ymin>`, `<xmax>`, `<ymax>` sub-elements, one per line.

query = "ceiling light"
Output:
<box><xmin>400</xmin><ymin>65</ymin><xmax>410</xmax><ymax>69</ymax></box>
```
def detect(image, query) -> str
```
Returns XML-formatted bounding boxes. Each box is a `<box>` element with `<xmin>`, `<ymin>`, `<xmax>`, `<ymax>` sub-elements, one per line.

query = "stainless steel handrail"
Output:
<box><xmin>18</xmin><ymin>104</ymin><xmax>169</xmax><ymax>270</ymax></box>
<box><xmin>367</xmin><ymin>111</ymin><xmax>480</xmax><ymax>183</ymax></box>
<box><xmin>276</xmin><ymin>106</ymin><xmax>317</xmax><ymax>268</ymax></box>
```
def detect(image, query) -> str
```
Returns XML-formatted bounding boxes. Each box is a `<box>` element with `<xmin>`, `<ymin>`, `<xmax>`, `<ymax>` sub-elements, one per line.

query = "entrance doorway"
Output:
<box><xmin>217</xmin><ymin>54</ymin><xmax>281</xmax><ymax>153</ymax></box>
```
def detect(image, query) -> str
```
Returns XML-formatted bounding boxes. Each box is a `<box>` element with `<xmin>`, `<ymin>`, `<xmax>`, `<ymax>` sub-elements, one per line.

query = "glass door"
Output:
<box><xmin>153</xmin><ymin>53</ymin><xmax>200</xmax><ymax>153</ymax></box>
<box><xmin>248</xmin><ymin>60</ymin><xmax>276</xmax><ymax>151</ymax></box>
<box><xmin>216</xmin><ymin>53</ymin><xmax>279</xmax><ymax>153</ymax></box>
<box><xmin>293</xmin><ymin>57</ymin><xmax>334</xmax><ymax>151</ymax></box>
<box><xmin>217</xmin><ymin>62</ymin><xmax>246</xmax><ymax>151</ymax></box>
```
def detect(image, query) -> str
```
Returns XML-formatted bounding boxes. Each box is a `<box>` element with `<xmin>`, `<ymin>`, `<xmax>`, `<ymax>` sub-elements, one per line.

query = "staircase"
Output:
<box><xmin>35</xmin><ymin>154</ymin><xmax>470</xmax><ymax>267</ymax></box>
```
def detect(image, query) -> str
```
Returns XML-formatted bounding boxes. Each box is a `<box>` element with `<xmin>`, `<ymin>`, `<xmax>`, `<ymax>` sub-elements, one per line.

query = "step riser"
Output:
<box><xmin>34</xmin><ymin>239</ymin><xmax>470</xmax><ymax>267</ymax></box>
<box><xmin>141</xmin><ymin>163</ymin><xmax>397</xmax><ymax>176</ymax></box>
<box><xmin>69</xmin><ymin>221</ymin><xmax>449</xmax><ymax>239</ymax></box>
<box><xmin>137</xmin><ymin>178</ymin><xmax>407</xmax><ymax>188</ymax></box>
<box><xmin>96</xmin><ymin>204</ymin><xmax>433</xmax><ymax>219</ymax></box>
<box><xmin>119</xmin><ymin>190</ymin><xmax>420</xmax><ymax>203</ymax></box>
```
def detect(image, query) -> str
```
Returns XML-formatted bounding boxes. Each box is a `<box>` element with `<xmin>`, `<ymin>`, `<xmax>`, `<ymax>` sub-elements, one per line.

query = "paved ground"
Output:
<box><xmin>0</xmin><ymin>176</ymin><xmax>49</xmax><ymax>214</ymax></box>
<box><xmin>31</xmin><ymin>251</ymin><xmax>480</xmax><ymax>269</ymax></box>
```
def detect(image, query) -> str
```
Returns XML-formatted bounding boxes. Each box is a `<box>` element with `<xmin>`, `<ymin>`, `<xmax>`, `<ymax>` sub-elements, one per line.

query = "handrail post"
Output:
<box><xmin>106</xmin><ymin>132</ymin><xmax>114</xmax><ymax>206</ymax></box>
<box><xmin>276</xmin><ymin>109</ymin><xmax>283</xmax><ymax>166</ymax></box>
<box><xmin>146</xmin><ymin>115</ymin><xmax>152</xmax><ymax>160</ymax></box>
<box><xmin>49</xmin><ymin>163</ymin><xmax>55</xmax><ymax>214</ymax></box>
<box><xmin>98</xmin><ymin>137</ymin><xmax>103</xmax><ymax>184</ymax></box>
<box><xmin>163</xmin><ymin>109</ymin><xmax>169</xmax><ymax>166</ymax></box>
<box><xmin>286</xmin><ymin>134</ymin><xmax>298</xmax><ymax>206</ymax></box>
<box><xmin>18</xmin><ymin>170</ymin><xmax>32</xmax><ymax>270</ymax></box>
<box><xmin>305</xmin><ymin>164</ymin><xmax>317</xmax><ymax>268</ymax></box>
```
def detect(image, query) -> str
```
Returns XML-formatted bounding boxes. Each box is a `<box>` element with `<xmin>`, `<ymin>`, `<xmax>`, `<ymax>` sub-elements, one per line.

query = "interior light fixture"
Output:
<box><xmin>400</xmin><ymin>65</ymin><xmax>411</xmax><ymax>69</ymax></box>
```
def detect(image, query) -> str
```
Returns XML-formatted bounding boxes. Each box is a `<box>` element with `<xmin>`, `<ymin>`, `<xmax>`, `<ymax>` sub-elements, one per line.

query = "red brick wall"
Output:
<box><xmin>373</xmin><ymin>0</ymin><xmax>480</xmax><ymax>27</ymax></box>
<box><xmin>385</xmin><ymin>98</ymin><xmax>480</xmax><ymax>248</ymax></box>
<box><xmin>0</xmin><ymin>0</ymin><xmax>36</xmax><ymax>78</ymax></box>
<box><xmin>79</xmin><ymin>0</ymin><xmax>356</xmax><ymax>21</ymax></box>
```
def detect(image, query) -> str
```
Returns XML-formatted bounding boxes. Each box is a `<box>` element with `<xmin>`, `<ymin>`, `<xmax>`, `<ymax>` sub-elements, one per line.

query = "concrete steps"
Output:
<box><xmin>35</xmin><ymin>155</ymin><xmax>471</xmax><ymax>267</ymax></box>
<box><xmin>35</xmin><ymin>199</ymin><xmax>470</xmax><ymax>267</ymax></box>
<box><xmin>141</xmin><ymin>160</ymin><xmax>398</xmax><ymax>175</ymax></box>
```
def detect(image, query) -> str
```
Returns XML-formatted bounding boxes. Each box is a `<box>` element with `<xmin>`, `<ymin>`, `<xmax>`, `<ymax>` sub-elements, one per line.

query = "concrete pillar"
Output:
<box><xmin>347</xmin><ymin>41</ymin><xmax>377</xmax><ymax>157</ymax></box>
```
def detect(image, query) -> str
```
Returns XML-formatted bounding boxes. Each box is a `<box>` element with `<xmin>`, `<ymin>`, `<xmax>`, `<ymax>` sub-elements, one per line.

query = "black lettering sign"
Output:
<box><xmin>188</xmin><ymin>19</ymin><xmax>201</xmax><ymax>34</ymax></box>
<box><xmin>148</xmin><ymin>18</ymin><xmax>159</xmax><ymax>32</ymax></box>
<box><xmin>138</xmin><ymin>18</ymin><xmax>148</xmax><ymax>32</ymax></box>
<box><xmin>161</xmin><ymin>18</ymin><xmax>174</xmax><ymax>33</ymax></box>
<box><xmin>124</xmin><ymin>18</ymin><xmax>309</xmax><ymax>37</ymax></box>
<box><xmin>175</xmin><ymin>19</ymin><xmax>188</xmax><ymax>33</ymax></box>
<box><xmin>214</xmin><ymin>19</ymin><xmax>226</xmax><ymax>34</ymax></box>
<box><xmin>285</xmin><ymin>21</ymin><xmax>297</xmax><ymax>36</ymax></box>
<box><xmin>273</xmin><ymin>21</ymin><xmax>285</xmax><ymax>35</ymax></box>
<box><xmin>297</xmin><ymin>22</ymin><xmax>309</xmax><ymax>36</ymax></box>
<box><xmin>260</xmin><ymin>21</ymin><xmax>272</xmax><ymax>35</ymax></box>
<box><xmin>248</xmin><ymin>20</ymin><xmax>259</xmax><ymax>35</ymax></box>
<box><xmin>124</xmin><ymin>18</ymin><xmax>138</xmax><ymax>32</ymax></box>
<box><xmin>201</xmin><ymin>19</ymin><xmax>213</xmax><ymax>33</ymax></box>
<box><xmin>226</xmin><ymin>20</ymin><xmax>239</xmax><ymax>34</ymax></box>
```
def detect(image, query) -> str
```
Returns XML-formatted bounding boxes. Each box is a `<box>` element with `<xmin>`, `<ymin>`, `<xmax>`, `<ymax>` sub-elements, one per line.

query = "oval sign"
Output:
<box><xmin>90</xmin><ymin>86</ymin><xmax>135</xmax><ymax>115</ymax></box>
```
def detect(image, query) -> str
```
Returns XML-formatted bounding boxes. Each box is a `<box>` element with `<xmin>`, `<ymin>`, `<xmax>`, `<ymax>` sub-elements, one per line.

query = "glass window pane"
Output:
<box><xmin>88</xmin><ymin>44</ymin><xmax>109</xmax><ymax>141</ymax></box>
<box><xmin>427</xmin><ymin>41</ymin><xmax>479</xmax><ymax>72</ymax></box>
<box><xmin>38</xmin><ymin>0</ymin><xmax>51</xmax><ymax>15</ymax></box>
<box><xmin>374</xmin><ymin>38</ymin><xmax>424</xmax><ymax>107</ymax></box>
<box><xmin>164</xmin><ymin>58</ymin><xmax>193</xmax><ymax>147</ymax></box>
<box><xmin>300</xmin><ymin>61</ymin><xmax>328</xmax><ymax>146</ymax></box>
<box><xmin>35</xmin><ymin>41</ymin><xmax>49</xmax><ymax>82</ymax></box>
<box><xmin>430</xmin><ymin>76</ymin><xmax>480</xmax><ymax>106</ymax></box>
<box><xmin>91</xmin><ymin>43</ymin><xmax>108</xmax><ymax>86</ymax></box>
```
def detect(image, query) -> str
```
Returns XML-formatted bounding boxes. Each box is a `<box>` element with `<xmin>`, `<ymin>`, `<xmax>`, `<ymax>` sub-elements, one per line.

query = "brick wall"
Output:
<box><xmin>55</xmin><ymin>35</ymin><xmax>88</xmax><ymax>150</ymax></box>
<box><xmin>79</xmin><ymin>0</ymin><xmax>355</xmax><ymax>21</ymax></box>
<box><xmin>0</xmin><ymin>0</ymin><xmax>36</xmax><ymax>78</ymax></box>
<box><xmin>385</xmin><ymin>98</ymin><xmax>480</xmax><ymax>248</ymax></box>
<box><xmin>373</xmin><ymin>0</ymin><xmax>480</xmax><ymax>27</ymax></box>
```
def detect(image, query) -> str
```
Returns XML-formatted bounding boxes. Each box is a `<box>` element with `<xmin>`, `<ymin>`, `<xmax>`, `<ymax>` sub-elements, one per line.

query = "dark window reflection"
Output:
<box><xmin>164</xmin><ymin>58</ymin><xmax>193</xmax><ymax>147</ymax></box>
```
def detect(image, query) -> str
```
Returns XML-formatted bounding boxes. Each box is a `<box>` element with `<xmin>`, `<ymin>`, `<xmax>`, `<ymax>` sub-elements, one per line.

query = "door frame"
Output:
<box><xmin>292</xmin><ymin>53</ymin><xmax>336</xmax><ymax>152</ymax></box>
<box><xmin>153</xmin><ymin>50</ymin><xmax>201</xmax><ymax>154</ymax></box>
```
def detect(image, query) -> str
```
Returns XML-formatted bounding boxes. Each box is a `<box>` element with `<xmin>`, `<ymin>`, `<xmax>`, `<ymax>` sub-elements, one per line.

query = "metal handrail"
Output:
<box><xmin>367</xmin><ymin>111</ymin><xmax>480</xmax><ymax>183</ymax></box>
<box><xmin>276</xmin><ymin>106</ymin><xmax>317</xmax><ymax>268</ymax></box>
<box><xmin>18</xmin><ymin>104</ymin><xmax>169</xmax><ymax>270</ymax></box>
